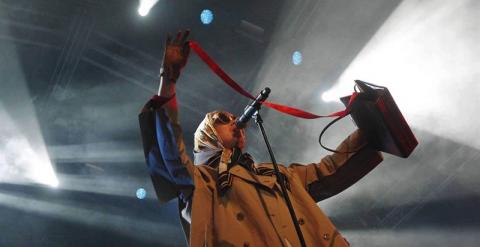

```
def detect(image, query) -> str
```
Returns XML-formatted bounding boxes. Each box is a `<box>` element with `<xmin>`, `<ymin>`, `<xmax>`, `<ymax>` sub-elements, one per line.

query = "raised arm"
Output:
<box><xmin>139</xmin><ymin>30</ymin><xmax>195</xmax><ymax>205</ymax></box>
<box><xmin>288</xmin><ymin>129</ymin><xmax>383</xmax><ymax>202</ymax></box>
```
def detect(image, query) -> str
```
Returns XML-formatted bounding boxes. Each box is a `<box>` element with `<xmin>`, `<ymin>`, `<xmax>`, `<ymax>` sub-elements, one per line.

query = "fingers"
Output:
<box><xmin>163</xmin><ymin>29</ymin><xmax>191</xmax><ymax>64</ymax></box>
<box><xmin>171</xmin><ymin>29</ymin><xmax>190</xmax><ymax>45</ymax></box>
<box><xmin>165</xmin><ymin>33</ymin><xmax>172</xmax><ymax>46</ymax></box>
<box><xmin>180</xmin><ymin>29</ymin><xmax>190</xmax><ymax>44</ymax></box>
<box><xmin>162</xmin><ymin>33</ymin><xmax>172</xmax><ymax>62</ymax></box>
<box><xmin>183</xmin><ymin>41</ymin><xmax>191</xmax><ymax>55</ymax></box>
<box><xmin>180</xmin><ymin>30</ymin><xmax>191</xmax><ymax>55</ymax></box>
<box><xmin>174</xmin><ymin>30</ymin><xmax>182</xmax><ymax>44</ymax></box>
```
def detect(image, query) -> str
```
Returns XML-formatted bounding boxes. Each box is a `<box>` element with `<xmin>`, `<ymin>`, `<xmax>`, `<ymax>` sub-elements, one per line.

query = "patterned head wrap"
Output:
<box><xmin>193</xmin><ymin>111</ymin><xmax>287</xmax><ymax>196</ymax></box>
<box><xmin>193</xmin><ymin>111</ymin><xmax>236</xmax><ymax>166</ymax></box>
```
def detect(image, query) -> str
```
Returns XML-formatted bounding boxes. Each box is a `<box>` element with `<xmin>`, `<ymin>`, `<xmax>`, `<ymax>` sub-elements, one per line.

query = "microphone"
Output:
<box><xmin>235</xmin><ymin>87</ymin><xmax>271</xmax><ymax>129</ymax></box>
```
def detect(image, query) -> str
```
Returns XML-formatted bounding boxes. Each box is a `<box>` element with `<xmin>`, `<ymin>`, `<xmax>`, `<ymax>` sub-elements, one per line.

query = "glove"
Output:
<box><xmin>161</xmin><ymin>30</ymin><xmax>191</xmax><ymax>82</ymax></box>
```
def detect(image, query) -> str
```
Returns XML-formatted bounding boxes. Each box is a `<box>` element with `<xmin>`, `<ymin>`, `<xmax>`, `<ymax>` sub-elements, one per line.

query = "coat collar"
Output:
<box><xmin>229</xmin><ymin>165</ymin><xmax>278</xmax><ymax>190</ymax></box>
<box><xmin>218</xmin><ymin>150</ymin><xmax>291</xmax><ymax>195</ymax></box>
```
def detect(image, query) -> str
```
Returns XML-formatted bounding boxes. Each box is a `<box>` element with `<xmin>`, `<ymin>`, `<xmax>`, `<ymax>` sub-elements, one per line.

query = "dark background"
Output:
<box><xmin>0</xmin><ymin>0</ymin><xmax>479</xmax><ymax>246</ymax></box>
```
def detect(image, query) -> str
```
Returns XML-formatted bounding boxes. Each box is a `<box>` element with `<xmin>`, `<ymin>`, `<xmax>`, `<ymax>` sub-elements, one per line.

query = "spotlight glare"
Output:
<box><xmin>321</xmin><ymin>91</ymin><xmax>338</xmax><ymax>103</ymax></box>
<box><xmin>39</xmin><ymin>160</ymin><xmax>59</xmax><ymax>188</ymax></box>
<box><xmin>321</xmin><ymin>81</ymin><xmax>352</xmax><ymax>103</ymax></box>
<box><xmin>0</xmin><ymin>12</ymin><xmax>58</xmax><ymax>189</ymax></box>
<box><xmin>138</xmin><ymin>0</ymin><xmax>159</xmax><ymax>17</ymax></box>
<box><xmin>321</xmin><ymin>0</ymin><xmax>480</xmax><ymax>149</ymax></box>
<box><xmin>138</xmin><ymin>7</ymin><xmax>149</xmax><ymax>17</ymax></box>
<box><xmin>1</xmin><ymin>135</ymin><xmax>59</xmax><ymax>188</ymax></box>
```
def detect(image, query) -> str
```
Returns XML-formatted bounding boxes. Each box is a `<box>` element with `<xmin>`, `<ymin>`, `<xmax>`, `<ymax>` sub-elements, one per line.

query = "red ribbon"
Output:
<box><xmin>189</xmin><ymin>41</ymin><xmax>357</xmax><ymax>119</ymax></box>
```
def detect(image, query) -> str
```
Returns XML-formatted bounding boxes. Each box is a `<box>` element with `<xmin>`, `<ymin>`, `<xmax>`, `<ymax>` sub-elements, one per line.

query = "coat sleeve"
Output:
<box><xmin>288</xmin><ymin>129</ymin><xmax>383</xmax><ymax>202</ymax></box>
<box><xmin>138</xmin><ymin>98</ymin><xmax>195</xmax><ymax>205</ymax></box>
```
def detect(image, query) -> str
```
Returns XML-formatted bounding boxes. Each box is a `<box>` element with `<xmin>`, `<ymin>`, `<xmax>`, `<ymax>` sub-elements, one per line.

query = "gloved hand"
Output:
<box><xmin>142</xmin><ymin>30</ymin><xmax>189</xmax><ymax>113</ymax></box>
<box><xmin>161</xmin><ymin>30</ymin><xmax>191</xmax><ymax>82</ymax></box>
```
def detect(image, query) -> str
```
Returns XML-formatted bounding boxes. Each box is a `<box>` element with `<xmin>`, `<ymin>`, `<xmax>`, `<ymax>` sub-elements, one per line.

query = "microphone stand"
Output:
<box><xmin>253</xmin><ymin>111</ymin><xmax>307</xmax><ymax>247</ymax></box>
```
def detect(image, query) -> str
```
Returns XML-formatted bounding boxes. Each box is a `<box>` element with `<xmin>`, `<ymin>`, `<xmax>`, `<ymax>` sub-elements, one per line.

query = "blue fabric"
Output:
<box><xmin>145</xmin><ymin>109</ymin><xmax>193</xmax><ymax>188</ymax></box>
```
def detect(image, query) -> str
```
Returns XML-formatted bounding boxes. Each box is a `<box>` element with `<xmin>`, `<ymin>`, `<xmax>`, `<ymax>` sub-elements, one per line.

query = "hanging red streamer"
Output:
<box><xmin>188</xmin><ymin>41</ymin><xmax>357</xmax><ymax>119</ymax></box>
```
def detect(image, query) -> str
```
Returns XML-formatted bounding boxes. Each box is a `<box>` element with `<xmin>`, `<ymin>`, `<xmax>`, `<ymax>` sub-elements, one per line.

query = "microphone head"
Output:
<box><xmin>261</xmin><ymin>87</ymin><xmax>271</xmax><ymax>96</ymax></box>
<box><xmin>236</xmin><ymin>87</ymin><xmax>271</xmax><ymax>129</ymax></box>
<box><xmin>235</xmin><ymin>118</ymin><xmax>247</xmax><ymax>129</ymax></box>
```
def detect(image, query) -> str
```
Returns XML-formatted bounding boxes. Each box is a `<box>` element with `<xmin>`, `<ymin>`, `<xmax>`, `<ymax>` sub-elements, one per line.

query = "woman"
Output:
<box><xmin>139</xmin><ymin>30</ymin><xmax>383</xmax><ymax>247</ymax></box>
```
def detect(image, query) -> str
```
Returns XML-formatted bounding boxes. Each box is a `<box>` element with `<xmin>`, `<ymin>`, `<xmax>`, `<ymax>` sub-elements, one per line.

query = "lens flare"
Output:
<box><xmin>138</xmin><ymin>0</ymin><xmax>159</xmax><ymax>17</ymax></box>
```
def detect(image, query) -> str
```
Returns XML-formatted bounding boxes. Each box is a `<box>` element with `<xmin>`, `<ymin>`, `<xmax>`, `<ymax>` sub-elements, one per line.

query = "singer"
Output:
<box><xmin>139</xmin><ymin>30</ymin><xmax>384</xmax><ymax>247</ymax></box>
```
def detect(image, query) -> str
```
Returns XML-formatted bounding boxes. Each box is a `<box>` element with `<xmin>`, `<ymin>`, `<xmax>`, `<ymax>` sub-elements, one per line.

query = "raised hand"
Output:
<box><xmin>161</xmin><ymin>30</ymin><xmax>191</xmax><ymax>82</ymax></box>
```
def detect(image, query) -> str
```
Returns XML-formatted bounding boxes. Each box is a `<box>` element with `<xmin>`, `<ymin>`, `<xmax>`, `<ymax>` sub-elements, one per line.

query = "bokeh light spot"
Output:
<box><xmin>292</xmin><ymin>51</ymin><xmax>303</xmax><ymax>65</ymax></box>
<box><xmin>136</xmin><ymin>188</ymin><xmax>147</xmax><ymax>199</ymax></box>
<box><xmin>200</xmin><ymin>9</ymin><xmax>214</xmax><ymax>25</ymax></box>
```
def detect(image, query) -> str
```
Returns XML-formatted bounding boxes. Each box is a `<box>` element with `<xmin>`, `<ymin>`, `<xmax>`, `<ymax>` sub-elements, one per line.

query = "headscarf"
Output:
<box><xmin>193</xmin><ymin>111</ymin><xmax>286</xmax><ymax>195</ymax></box>
<box><xmin>193</xmin><ymin>111</ymin><xmax>240</xmax><ymax>195</ymax></box>
<box><xmin>194</xmin><ymin>111</ymin><xmax>227</xmax><ymax>164</ymax></box>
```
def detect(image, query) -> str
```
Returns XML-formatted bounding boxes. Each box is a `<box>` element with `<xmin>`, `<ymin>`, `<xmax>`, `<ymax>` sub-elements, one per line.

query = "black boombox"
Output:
<box><xmin>340</xmin><ymin>80</ymin><xmax>418</xmax><ymax>158</ymax></box>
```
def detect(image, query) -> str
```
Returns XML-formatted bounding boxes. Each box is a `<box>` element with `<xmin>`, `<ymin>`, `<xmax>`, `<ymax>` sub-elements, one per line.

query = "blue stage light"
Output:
<box><xmin>292</xmin><ymin>51</ymin><xmax>303</xmax><ymax>65</ymax></box>
<box><xmin>136</xmin><ymin>188</ymin><xmax>147</xmax><ymax>199</ymax></box>
<box><xmin>200</xmin><ymin>9</ymin><xmax>214</xmax><ymax>25</ymax></box>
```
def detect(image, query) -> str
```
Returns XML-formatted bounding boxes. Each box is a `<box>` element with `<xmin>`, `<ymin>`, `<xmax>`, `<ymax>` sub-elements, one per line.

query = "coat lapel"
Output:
<box><xmin>229</xmin><ymin>165</ymin><xmax>277</xmax><ymax>190</ymax></box>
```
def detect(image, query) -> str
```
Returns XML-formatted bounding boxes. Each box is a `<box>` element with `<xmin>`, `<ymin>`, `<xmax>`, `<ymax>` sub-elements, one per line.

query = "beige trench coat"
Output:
<box><xmin>139</xmin><ymin>104</ymin><xmax>383</xmax><ymax>247</ymax></box>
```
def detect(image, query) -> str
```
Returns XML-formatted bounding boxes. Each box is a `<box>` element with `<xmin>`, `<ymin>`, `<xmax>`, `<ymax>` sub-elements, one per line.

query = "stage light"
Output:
<box><xmin>138</xmin><ymin>8</ymin><xmax>149</xmax><ymax>17</ymax></box>
<box><xmin>321</xmin><ymin>90</ymin><xmax>339</xmax><ymax>103</ymax></box>
<box><xmin>18</xmin><ymin>139</ymin><xmax>59</xmax><ymax>188</ymax></box>
<box><xmin>136</xmin><ymin>188</ymin><xmax>147</xmax><ymax>199</ymax></box>
<box><xmin>0</xmin><ymin>13</ymin><xmax>58</xmax><ymax>188</ymax></box>
<box><xmin>292</xmin><ymin>51</ymin><xmax>302</xmax><ymax>65</ymax></box>
<box><xmin>200</xmin><ymin>9</ymin><xmax>214</xmax><ymax>25</ymax></box>
<box><xmin>321</xmin><ymin>0</ymin><xmax>480</xmax><ymax>149</ymax></box>
<box><xmin>138</xmin><ymin>0</ymin><xmax>159</xmax><ymax>17</ymax></box>
<box><xmin>0</xmin><ymin>127</ymin><xmax>58</xmax><ymax>188</ymax></box>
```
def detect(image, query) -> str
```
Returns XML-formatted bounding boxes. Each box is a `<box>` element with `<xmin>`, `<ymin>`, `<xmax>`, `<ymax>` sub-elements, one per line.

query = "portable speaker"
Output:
<box><xmin>340</xmin><ymin>80</ymin><xmax>418</xmax><ymax>158</ymax></box>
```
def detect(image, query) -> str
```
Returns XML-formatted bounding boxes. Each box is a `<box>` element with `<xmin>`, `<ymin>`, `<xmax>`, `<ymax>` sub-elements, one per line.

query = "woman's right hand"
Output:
<box><xmin>161</xmin><ymin>30</ymin><xmax>191</xmax><ymax>82</ymax></box>
<box><xmin>154</xmin><ymin>30</ymin><xmax>190</xmax><ymax>109</ymax></box>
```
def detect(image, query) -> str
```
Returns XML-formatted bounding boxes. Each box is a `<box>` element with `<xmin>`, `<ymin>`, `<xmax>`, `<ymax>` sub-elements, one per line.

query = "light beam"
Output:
<box><xmin>0</xmin><ymin>6</ymin><xmax>58</xmax><ymax>188</ymax></box>
<box><xmin>322</xmin><ymin>0</ymin><xmax>480</xmax><ymax>149</ymax></box>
